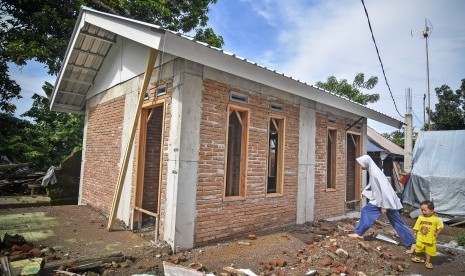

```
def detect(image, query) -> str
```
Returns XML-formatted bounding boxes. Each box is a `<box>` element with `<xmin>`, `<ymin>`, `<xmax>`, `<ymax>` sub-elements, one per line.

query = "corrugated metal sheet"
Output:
<box><xmin>367</xmin><ymin>126</ymin><xmax>404</xmax><ymax>155</ymax></box>
<box><xmin>50</xmin><ymin>7</ymin><xmax>403</xmax><ymax>129</ymax></box>
<box><xmin>53</xmin><ymin>23</ymin><xmax>116</xmax><ymax>113</ymax></box>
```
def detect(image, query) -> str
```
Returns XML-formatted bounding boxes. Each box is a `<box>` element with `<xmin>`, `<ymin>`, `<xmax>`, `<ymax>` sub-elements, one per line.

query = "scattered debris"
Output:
<box><xmin>163</xmin><ymin>261</ymin><xmax>205</xmax><ymax>276</ymax></box>
<box><xmin>9</xmin><ymin>257</ymin><xmax>44</xmax><ymax>276</ymax></box>
<box><xmin>374</xmin><ymin>234</ymin><xmax>399</xmax><ymax>245</ymax></box>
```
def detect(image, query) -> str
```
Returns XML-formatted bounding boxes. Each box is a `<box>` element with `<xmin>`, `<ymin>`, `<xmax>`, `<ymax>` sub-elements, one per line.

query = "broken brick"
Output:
<box><xmin>358</xmin><ymin>242</ymin><xmax>372</xmax><ymax>252</ymax></box>
<box><xmin>29</xmin><ymin>248</ymin><xmax>43</xmax><ymax>257</ymax></box>
<box><xmin>320</xmin><ymin>256</ymin><xmax>332</xmax><ymax>267</ymax></box>
<box><xmin>248</xmin><ymin>233</ymin><xmax>257</xmax><ymax>240</ymax></box>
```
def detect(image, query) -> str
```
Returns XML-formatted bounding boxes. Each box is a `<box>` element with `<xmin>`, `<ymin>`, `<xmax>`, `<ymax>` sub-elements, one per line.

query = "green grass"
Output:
<box><xmin>457</xmin><ymin>231</ymin><xmax>465</xmax><ymax>247</ymax></box>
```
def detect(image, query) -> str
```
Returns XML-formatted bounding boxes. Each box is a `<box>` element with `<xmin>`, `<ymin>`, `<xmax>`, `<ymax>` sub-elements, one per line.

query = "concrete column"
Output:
<box><xmin>164</xmin><ymin>59</ymin><xmax>203</xmax><ymax>250</ymax></box>
<box><xmin>404</xmin><ymin>113</ymin><xmax>413</xmax><ymax>172</ymax></box>
<box><xmin>296</xmin><ymin>105</ymin><xmax>316</xmax><ymax>224</ymax></box>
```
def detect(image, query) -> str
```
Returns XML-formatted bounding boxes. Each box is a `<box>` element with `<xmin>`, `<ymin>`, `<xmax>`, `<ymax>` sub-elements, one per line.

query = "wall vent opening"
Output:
<box><xmin>328</xmin><ymin>118</ymin><xmax>337</xmax><ymax>124</ymax></box>
<box><xmin>230</xmin><ymin>91</ymin><xmax>249</xmax><ymax>104</ymax></box>
<box><xmin>270</xmin><ymin>103</ymin><xmax>283</xmax><ymax>112</ymax></box>
<box><xmin>156</xmin><ymin>84</ymin><xmax>167</xmax><ymax>96</ymax></box>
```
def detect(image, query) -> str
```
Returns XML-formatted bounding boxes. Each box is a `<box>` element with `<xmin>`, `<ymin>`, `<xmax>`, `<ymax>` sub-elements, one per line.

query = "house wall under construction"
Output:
<box><xmin>79</xmin><ymin>54</ymin><xmax>365</xmax><ymax>250</ymax></box>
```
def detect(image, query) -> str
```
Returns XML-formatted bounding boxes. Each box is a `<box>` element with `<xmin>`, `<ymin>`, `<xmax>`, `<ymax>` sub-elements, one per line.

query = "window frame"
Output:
<box><xmin>326</xmin><ymin>127</ymin><xmax>337</xmax><ymax>190</ymax></box>
<box><xmin>266</xmin><ymin>114</ymin><xmax>285</xmax><ymax>196</ymax></box>
<box><xmin>223</xmin><ymin>104</ymin><xmax>250</xmax><ymax>200</ymax></box>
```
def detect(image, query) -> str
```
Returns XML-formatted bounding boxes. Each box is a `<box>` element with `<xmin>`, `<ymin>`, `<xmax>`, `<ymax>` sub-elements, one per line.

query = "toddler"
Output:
<box><xmin>410</xmin><ymin>200</ymin><xmax>443</xmax><ymax>269</ymax></box>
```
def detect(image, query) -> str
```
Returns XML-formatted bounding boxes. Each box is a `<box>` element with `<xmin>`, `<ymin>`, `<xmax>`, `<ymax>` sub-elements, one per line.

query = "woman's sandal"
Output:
<box><xmin>411</xmin><ymin>256</ymin><xmax>425</xmax><ymax>263</ymax></box>
<box><xmin>425</xmin><ymin>262</ymin><xmax>433</xmax><ymax>269</ymax></box>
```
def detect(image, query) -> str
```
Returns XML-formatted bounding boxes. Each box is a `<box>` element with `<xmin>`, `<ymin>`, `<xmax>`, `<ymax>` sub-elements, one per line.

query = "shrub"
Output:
<box><xmin>457</xmin><ymin>232</ymin><xmax>465</xmax><ymax>247</ymax></box>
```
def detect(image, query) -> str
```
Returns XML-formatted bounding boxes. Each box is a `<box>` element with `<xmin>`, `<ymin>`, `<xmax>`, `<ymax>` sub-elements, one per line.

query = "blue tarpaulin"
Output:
<box><xmin>402</xmin><ymin>130</ymin><xmax>465</xmax><ymax>216</ymax></box>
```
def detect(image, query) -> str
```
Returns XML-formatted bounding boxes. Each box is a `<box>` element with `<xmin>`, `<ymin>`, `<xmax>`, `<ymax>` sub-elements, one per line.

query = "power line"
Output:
<box><xmin>360</xmin><ymin>0</ymin><xmax>404</xmax><ymax>119</ymax></box>
<box><xmin>412</xmin><ymin>109</ymin><xmax>423</xmax><ymax>125</ymax></box>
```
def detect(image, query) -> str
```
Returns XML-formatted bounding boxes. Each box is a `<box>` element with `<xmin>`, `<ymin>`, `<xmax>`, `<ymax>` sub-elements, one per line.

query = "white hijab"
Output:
<box><xmin>357</xmin><ymin>155</ymin><xmax>403</xmax><ymax>210</ymax></box>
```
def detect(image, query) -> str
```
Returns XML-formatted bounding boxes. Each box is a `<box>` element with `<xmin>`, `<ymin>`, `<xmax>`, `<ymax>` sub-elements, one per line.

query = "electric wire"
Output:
<box><xmin>412</xmin><ymin>109</ymin><xmax>423</xmax><ymax>126</ymax></box>
<box><xmin>360</xmin><ymin>0</ymin><xmax>404</xmax><ymax>119</ymax></box>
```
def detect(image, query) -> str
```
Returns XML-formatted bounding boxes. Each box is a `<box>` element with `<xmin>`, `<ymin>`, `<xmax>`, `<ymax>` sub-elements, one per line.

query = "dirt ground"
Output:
<box><xmin>1</xmin><ymin>205</ymin><xmax>465</xmax><ymax>276</ymax></box>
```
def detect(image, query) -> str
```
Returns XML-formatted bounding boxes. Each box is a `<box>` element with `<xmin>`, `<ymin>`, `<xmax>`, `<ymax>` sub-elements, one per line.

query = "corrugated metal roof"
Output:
<box><xmin>50</xmin><ymin>7</ymin><xmax>403</xmax><ymax>129</ymax></box>
<box><xmin>51</xmin><ymin>22</ymin><xmax>116</xmax><ymax>114</ymax></box>
<box><xmin>367</xmin><ymin>126</ymin><xmax>404</xmax><ymax>156</ymax></box>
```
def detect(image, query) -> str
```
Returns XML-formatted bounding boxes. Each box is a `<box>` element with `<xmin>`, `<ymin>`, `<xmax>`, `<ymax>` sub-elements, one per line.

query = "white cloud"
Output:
<box><xmin>232</xmin><ymin>0</ymin><xmax>465</xmax><ymax>133</ymax></box>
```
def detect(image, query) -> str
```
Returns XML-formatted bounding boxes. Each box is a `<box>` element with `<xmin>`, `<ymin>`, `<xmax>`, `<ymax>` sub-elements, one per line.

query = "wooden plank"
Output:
<box><xmin>107</xmin><ymin>48</ymin><xmax>158</xmax><ymax>231</ymax></box>
<box><xmin>450</xmin><ymin>220</ymin><xmax>465</xmax><ymax>227</ymax></box>
<box><xmin>0</xmin><ymin>163</ymin><xmax>30</xmax><ymax>171</ymax></box>
<box><xmin>133</xmin><ymin>206</ymin><xmax>158</xmax><ymax>217</ymax></box>
<box><xmin>133</xmin><ymin>108</ymin><xmax>148</xmax><ymax>228</ymax></box>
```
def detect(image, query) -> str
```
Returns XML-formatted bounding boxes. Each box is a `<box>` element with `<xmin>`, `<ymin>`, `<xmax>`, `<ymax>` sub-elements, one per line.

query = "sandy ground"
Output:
<box><xmin>1</xmin><ymin>205</ymin><xmax>465</xmax><ymax>275</ymax></box>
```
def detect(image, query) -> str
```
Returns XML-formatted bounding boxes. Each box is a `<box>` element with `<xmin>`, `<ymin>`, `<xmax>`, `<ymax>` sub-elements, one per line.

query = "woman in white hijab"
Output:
<box><xmin>348</xmin><ymin>155</ymin><xmax>415</xmax><ymax>248</ymax></box>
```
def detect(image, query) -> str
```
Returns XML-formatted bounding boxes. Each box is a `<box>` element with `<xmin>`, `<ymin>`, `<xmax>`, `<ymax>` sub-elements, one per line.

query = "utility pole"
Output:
<box><xmin>404</xmin><ymin>88</ymin><xmax>413</xmax><ymax>172</ymax></box>
<box><xmin>412</xmin><ymin>19</ymin><xmax>433</xmax><ymax>129</ymax></box>
<box><xmin>423</xmin><ymin>18</ymin><xmax>432</xmax><ymax>130</ymax></box>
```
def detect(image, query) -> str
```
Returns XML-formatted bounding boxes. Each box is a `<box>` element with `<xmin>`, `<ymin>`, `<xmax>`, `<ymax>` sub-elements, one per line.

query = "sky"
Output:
<box><xmin>9</xmin><ymin>0</ymin><xmax>465</xmax><ymax>134</ymax></box>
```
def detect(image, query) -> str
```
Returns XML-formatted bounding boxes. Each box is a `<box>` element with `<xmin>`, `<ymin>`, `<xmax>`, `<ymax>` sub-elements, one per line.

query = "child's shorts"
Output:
<box><xmin>415</xmin><ymin>240</ymin><xmax>437</xmax><ymax>256</ymax></box>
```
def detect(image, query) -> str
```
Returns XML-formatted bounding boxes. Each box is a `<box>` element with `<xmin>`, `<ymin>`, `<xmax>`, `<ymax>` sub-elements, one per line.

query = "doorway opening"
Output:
<box><xmin>346</xmin><ymin>133</ymin><xmax>361</xmax><ymax>212</ymax></box>
<box><xmin>133</xmin><ymin>103</ymin><xmax>165</xmax><ymax>237</ymax></box>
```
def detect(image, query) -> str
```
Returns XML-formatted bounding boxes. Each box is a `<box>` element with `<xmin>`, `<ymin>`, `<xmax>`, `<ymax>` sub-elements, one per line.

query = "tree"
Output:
<box><xmin>430</xmin><ymin>79</ymin><xmax>465</xmax><ymax>130</ymax></box>
<box><xmin>381</xmin><ymin>131</ymin><xmax>405</xmax><ymax>149</ymax></box>
<box><xmin>0</xmin><ymin>0</ymin><xmax>224</xmax><ymax>112</ymax></box>
<box><xmin>316</xmin><ymin>73</ymin><xmax>380</xmax><ymax>105</ymax></box>
<box><xmin>194</xmin><ymin>27</ymin><xmax>224</xmax><ymax>48</ymax></box>
<box><xmin>0</xmin><ymin>82</ymin><xmax>83</xmax><ymax>170</ymax></box>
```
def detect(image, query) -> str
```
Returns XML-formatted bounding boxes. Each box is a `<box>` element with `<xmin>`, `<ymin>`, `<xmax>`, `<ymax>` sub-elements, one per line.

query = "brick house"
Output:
<box><xmin>50</xmin><ymin>7</ymin><xmax>402</xmax><ymax>250</ymax></box>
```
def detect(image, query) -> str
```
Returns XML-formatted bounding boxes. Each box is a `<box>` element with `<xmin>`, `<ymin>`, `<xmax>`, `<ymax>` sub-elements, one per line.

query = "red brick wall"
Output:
<box><xmin>142</xmin><ymin>106</ymin><xmax>164</xmax><ymax>214</ymax></box>
<box><xmin>144</xmin><ymin>81</ymin><xmax>173</xmax><ymax>240</ymax></box>
<box><xmin>314</xmin><ymin>113</ymin><xmax>362</xmax><ymax>219</ymax></box>
<box><xmin>81</xmin><ymin>96</ymin><xmax>125</xmax><ymax>213</ymax></box>
<box><xmin>196</xmin><ymin>79</ymin><xmax>300</xmax><ymax>245</ymax></box>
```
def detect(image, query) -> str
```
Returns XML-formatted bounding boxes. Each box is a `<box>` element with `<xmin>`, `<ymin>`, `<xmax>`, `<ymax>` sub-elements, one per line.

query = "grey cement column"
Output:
<box><xmin>297</xmin><ymin>105</ymin><xmax>316</xmax><ymax>224</ymax></box>
<box><xmin>404</xmin><ymin>113</ymin><xmax>413</xmax><ymax>173</ymax></box>
<box><xmin>164</xmin><ymin>59</ymin><xmax>202</xmax><ymax>250</ymax></box>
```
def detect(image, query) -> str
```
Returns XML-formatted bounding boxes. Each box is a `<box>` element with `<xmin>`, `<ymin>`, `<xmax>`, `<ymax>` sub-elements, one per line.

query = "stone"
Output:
<box><xmin>10</xmin><ymin>258</ymin><xmax>44</xmax><ymax>276</ymax></box>
<box><xmin>327</xmin><ymin>252</ymin><xmax>337</xmax><ymax>260</ymax></box>
<box><xmin>276</xmin><ymin>260</ymin><xmax>287</xmax><ymax>267</ymax></box>
<box><xmin>335</xmin><ymin>248</ymin><xmax>349</xmax><ymax>259</ymax></box>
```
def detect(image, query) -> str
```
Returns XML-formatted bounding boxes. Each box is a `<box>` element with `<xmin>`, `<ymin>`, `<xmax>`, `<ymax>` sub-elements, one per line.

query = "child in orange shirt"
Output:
<box><xmin>411</xmin><ymin>200</ymin><xmax>443</xmax><ymax>269</ymax></box>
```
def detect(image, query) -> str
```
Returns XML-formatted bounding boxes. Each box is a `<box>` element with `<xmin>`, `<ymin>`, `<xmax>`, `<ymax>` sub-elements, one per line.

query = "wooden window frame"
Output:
<box><xmin>326</xmin><ymin>127</ymin><xmax>337</xmax><ymax>190</ymax></box>
<box><xmin>223</xmin><ymin>104</ymin><xmax>249</xmax><ymax>200</ymax></box>
<box><xmin>266</xmin><ymin>114</ymin><xmax>285</xmax><ymax>196</ymax></box>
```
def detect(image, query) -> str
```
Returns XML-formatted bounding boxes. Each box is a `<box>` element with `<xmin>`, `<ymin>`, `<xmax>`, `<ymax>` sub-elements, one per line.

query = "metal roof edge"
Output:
<box><xmin>50</xmin><ymin>6</ymin><xmax>403</xmax><ymax>128</ymax></box>
<box><xmin>50</xmin><ymin>7</ymin><xmax>87</xmax><ymax>111</ymax></box>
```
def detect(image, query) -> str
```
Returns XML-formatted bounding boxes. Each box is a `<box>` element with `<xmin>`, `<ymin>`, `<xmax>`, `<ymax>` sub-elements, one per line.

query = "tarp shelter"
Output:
<box><xmin>402</xmin><ymin>130</ymin><xmax>465</xmax><ymax>216</ymax></box>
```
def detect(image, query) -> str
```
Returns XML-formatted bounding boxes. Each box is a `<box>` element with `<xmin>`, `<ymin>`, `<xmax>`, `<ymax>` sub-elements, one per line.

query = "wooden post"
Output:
<box><xmin>107</xmin><ymin>48</ymin><xmax>158</xmax><ymax>231</ymax></box>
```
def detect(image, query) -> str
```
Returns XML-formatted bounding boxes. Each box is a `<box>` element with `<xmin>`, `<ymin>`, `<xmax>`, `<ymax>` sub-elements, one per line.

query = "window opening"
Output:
<box><xmin>327</xmin><ymin>129</ymin><xmax>337</xmax><ymax>189</ymax></box>
<box><xmin>267</xmin><ymin>117</ymin><xmax>284</xmax><ymax>194</ymax></box>
<box><xmin>225</xmin><ymin>107</ymin><xmax>248</xmax><ymax>197</ymax></box>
